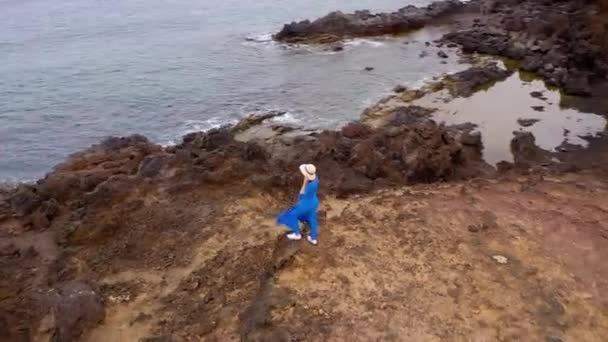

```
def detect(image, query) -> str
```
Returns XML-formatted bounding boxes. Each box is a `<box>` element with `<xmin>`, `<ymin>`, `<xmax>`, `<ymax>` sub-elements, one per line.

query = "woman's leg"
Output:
<box><xmin>277</xmin><ymin>206</ymin><xmax>305</xmax><ymax>235</ymax></box>
<box><xmin>306</xmin><ymin>210</ymin><xmax>319</xmax><ymax>241</ymax></box>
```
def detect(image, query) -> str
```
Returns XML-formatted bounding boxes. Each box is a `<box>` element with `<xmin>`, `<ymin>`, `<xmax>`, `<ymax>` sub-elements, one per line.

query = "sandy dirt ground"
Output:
<box><xmin>62</xmin><ymin>171</ymin><xmax>608</xmax><ymax>341</ymax></box>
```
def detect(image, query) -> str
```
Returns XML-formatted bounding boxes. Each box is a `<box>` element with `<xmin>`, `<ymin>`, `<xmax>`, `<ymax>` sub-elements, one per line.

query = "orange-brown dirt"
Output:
<box><xmin>4</xmin><ymin>168</ymin><xmax>608</xmax><ymax>341</ymax></box>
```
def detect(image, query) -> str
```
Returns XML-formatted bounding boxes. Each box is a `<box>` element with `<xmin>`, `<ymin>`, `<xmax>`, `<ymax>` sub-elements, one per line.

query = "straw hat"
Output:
<box><xmin>299</xmin><ymin>164</ymin><xmax>317</xmax><ymax>181</ymax></box>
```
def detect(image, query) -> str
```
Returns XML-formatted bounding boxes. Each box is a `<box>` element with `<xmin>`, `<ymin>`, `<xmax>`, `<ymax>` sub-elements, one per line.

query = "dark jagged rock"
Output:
<box><xmin>443</xmin><ymin>0</ymin><xmax>608</xmax><ymax>96</ymax></box>
<box><xmin>444</xmin><ymin>63</ymin><xmax>513</xmax><ymax>97</ymax></box>
<box><xmin>340</xmin><ymin>122</ymin><xmax>373</xmax><ymax>139</ymax></box>
<box><xmin>517</xmin><ymin>118</ymin><xmax>540</xmax><ymax>127</ymax></box>
<box><xmin>389</xmin><ymin>106</ymin><xmax>435</xmax><ymax>126</ymax></box>
<box><xmin>232</xmin><ymin>111</ymin><xmax>286</xmax><ymax>133</ymax></box>
<box><xmin>529</xmin><ymin>91</ymin><xmax>546</xmax><ymax>100</ymax></box>
<box><xmin>531</xmin><ymin>106</ymin><xmax>545</xmax><ymax>112</ymax></box>
<box><xmin>562</xmin><ymin>74</ymin><xmax>592</xmax><ymax>96</ymax></box>
<box><xmin>511</xmin><ymin>131</ymin><xmax>550</xmax><ymax>166</ymax></box>
<box><xmin>274</xmin><ymin>0</ymin><xmax>464</xmax><ymax>43</ymax></box>
<box><xmin>393</xmin><ymin>85</ymin><xmax>408</xmax><ymax>93</ymax></box>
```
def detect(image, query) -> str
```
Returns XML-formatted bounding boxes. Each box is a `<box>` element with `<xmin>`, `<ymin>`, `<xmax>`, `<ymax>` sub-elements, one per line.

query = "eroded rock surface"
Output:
<box><xmin>274</xmin><ymin>0</ymin><xmax>464</xmax><ymax>43</ymax></box>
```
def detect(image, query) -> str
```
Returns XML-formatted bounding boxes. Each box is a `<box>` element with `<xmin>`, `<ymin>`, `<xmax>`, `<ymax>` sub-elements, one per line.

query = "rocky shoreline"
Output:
<box><xmin>2</xmin><ymin>1</ymin><xmax>608</xmax><ymax>340</ymax></box>
<box><xmin>275</xmin><ymin>0</ymin><xmax>608</xmax><ymax>97</ymax></box>
<box><xmin>274</xmin><ymin>0</ymin><xmax>465</xmax><ymax>44</ymax></box>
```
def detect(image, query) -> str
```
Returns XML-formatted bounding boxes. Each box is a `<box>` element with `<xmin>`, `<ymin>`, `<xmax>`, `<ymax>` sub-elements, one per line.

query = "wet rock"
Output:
<box><xmin>517</xmin><ymin>118</ymin><xmax>540</xmax><ymax>127</ymax></box>
<box><xmin>98</xmin><ymin>134</ymin><xmax>151</xmax><ymax>152</ymax></box>
<box><xmin>443</xmin><ymin>28</ymin><xmax>510</xmax><ymax>55</ymax></box>
<box><xmin>49</xmin><ymin>281</ymin><xmax>105</xmax><ymax>341</ymax></box>
<box><xmin>274</xmin><ymin>0</ymin><xmax>464</xmax><ymax>43</ymax></box>
<box><xmin>511</xmin><ymin>131</ymin><xmax>549</xmax><ymax>166</ymax></box>
<box><xmin>325</xmin><ymin>44</ymin><xmax>344</xmax><ymax>52</ymax></box>
<box><xmin>393</xmin><ymin>85</ymin><xmax>407</xmax><ymax>93</ymax></box>
<box><xmin>531</xmin><ymin>106</ymin><xmax>545</xmax><ymax>112</ymax></box>
<box><xmin>529</xmin><ymin>91</ymin><xmax>546</xmax><ymax>100</ymax></box>
<box><xmin>232</xmin><ymin>111</ymin><xmax>287</xmax><ymax>133</ymax></box>
<box><xmin>521</xmin><ymin>56</ymin><xmax>543</xmax><ymax>72</ymax></box>
<box><xmin>442</xmin><ymin>0</ymin><xmax>608</xmax><ymax>95</ymax></box>
<box><xmin>458</xmin><ymin>131</ymin><xmax>482</xmax><ymax>147</ymax></box>
<box><xmin>445</xmin><ymin>63</ymin><xmax>512</xmax><ymax>97</ymax></box>
<box><xmin>562</xmin><ymin>74</ymin><xmax>591</xmax><ymax>96</ymax></box>
<box><xmin>437</xmin><ymin>50</ymin><xmax>449</xmax><ymax>58</ymax></box>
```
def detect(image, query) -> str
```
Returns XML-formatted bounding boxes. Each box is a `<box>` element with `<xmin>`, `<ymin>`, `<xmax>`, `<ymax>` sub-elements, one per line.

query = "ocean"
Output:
<box><xmin>0</xmin><ymin>0</ymin><xmax>469</xmax><ymax>181</ymax></box>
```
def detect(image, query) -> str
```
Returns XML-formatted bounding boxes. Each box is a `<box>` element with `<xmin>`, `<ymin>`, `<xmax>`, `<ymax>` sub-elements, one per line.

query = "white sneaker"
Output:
<box><xmin>307</xmin><ymin>236</ymin><xmax>318</xmax><ymax>245</ymax></box>
<box><xmin>286</xmin><ymin>233</ymin><xmax>302</xmax><ymax>240</ymax></box>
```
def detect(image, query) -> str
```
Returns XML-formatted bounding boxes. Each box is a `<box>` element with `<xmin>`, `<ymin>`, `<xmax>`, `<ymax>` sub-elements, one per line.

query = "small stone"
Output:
<box><xmin>190</xmin><ymin>281</ymin><xmax>200</xmax><ymax>291</ymax></box>
<box><xmin>531</xmin><ymin>106</ymin><xmax>545</xmax><ymax>112</ymax></box>
<box><xmin>517</xmin><ymin>118</ymin><xmax>540</xmax><ymax>127</ymax></box>
<box><xmin>364</xmin><ymin>66</ymin><xmax>374</xmax><ymax>71</ymax></box>
<box><xmin>529</xmin><ymin>91</ymin><xmax>545</xmax><ymax>99</ymax></box>
<box><xmin>419</xmin><ymin>51</ymin><xmax>429</xmax><ymax>58</ymax></box>
<box><xmin>468</xmin><ymin>225</ymin><xmax>480</xmax><ymax>233</ymax></box>
<box><xmin>492</xmin><ymin>255</ymin><xmax>508</xmax><ymax>264</ymax></box>
<box><xmin>437</xmin><ymin>50</ymin><xmax>448</xmax><ymax>59</ymax></box>
<box><xmin>393</xmin><ymin>85</ymin><xmax>407</xmax><ymax>93</ymax></box>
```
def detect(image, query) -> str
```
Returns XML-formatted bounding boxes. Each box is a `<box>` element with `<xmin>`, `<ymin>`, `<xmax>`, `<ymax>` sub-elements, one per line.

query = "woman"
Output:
<box><xmin>277</xmin><ymin>163</ymin><xmax>320</xmax><ymax>245</ymax></box>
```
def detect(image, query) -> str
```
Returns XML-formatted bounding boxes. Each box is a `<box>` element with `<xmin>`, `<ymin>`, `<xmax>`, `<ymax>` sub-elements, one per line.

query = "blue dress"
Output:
<box><xmin>277</xmin><ymin>177</ymin><xmax>320</xmax><ymax>240</ymax></box>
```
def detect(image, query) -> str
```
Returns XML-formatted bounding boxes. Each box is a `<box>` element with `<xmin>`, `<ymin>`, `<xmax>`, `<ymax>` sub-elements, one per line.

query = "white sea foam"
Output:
<box><xmin>270</xmin><ymin>111</ymin><xmax>301</xmax><ymax>124</ymax></box>
<box><xmin>245</xmin><ymin>33</ymin><xmax>273</xmax><ymax>43</ymax></box>
<box><xmin>344</xmin><ymin>38</ymin><xmax>386</xmax><ymax>48</ymax></box>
